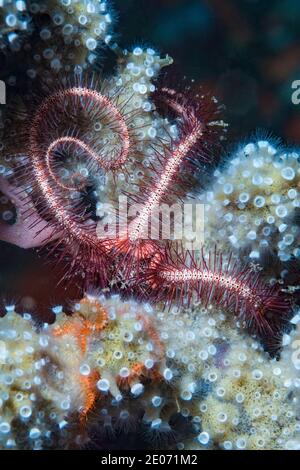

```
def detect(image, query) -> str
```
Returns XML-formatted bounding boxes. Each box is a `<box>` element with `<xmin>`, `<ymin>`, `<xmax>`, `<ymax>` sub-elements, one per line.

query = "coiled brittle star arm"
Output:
<box><xmin>20</xmin><ymin>85</ymin><xmax>135</xmax><ymax>286</ymax></box>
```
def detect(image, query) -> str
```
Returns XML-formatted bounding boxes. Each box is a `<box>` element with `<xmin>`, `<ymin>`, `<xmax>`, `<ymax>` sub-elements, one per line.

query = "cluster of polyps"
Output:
<box><xmin>145</xmin><ymin>247</ymin><xmax>291</xmax><ymax>347</ymax></box>
<box><xmin>200</xmin><ymin>140</ymin><xmax>300</xmax><ymax>264</ymax></box>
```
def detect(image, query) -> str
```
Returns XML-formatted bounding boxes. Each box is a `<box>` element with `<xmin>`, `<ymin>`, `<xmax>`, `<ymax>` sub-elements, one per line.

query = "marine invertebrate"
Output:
<box><xmin>0</xmin><ymin>305</ymin><xmax>82</xmax><ymax>449</ymax></box>
<box><xmin>155</xmin><ymin>300</ymin><xmax>300</xmax><ymax>451</ymax></box>
<box><xmin>280</xmin><ymin>312</ymin><xmax>300</xmax><ymax>405</ymax></box>
<box><xmin>145</xmin><ymin>247</ymin><xmax>291</xmax><ymax>343</ymax></box>
<box><xmin>187</xmin><ymin>338</ymin><xmax>300</xmax><ymax>450</ymax></box>
<box><xmin>1</xmin><ymin>0</ymin><xmax>227</xmax><ymax>290</ymax></box>
<box><xmin>0</xmin><ymin>295</ymin><xmax>164</xmax><ymax>449</ymax></box>
<box><xmin>0</xmin><ymin>1</ymin><xmax>30</xmax><ymax>54</ymax></box>
<box><xmin>15</xmin><ymin>82</ymin><xmax>146</xmax><ymax>287</ymax></box>
<box><xmin>1</xmin><ymin>0</ymin><xmax>299</xmax><ymax>454</ymax></box>
<box><xmin>112</xmin><ymin>86</ymin><xmax>226</xmax><ymax>274</ymax></box>
<box><xmin>1</xmin><ymin>0</ymin><xmax>114</xmax><ymax>75</ymax></box>
<box><xmin>52</xmin><ymin>296</ymin><xmax>165</xmax><ymax>402</ymax></box>
<box><xmin>52</xmin><ymin>296</ymin><xmax>109</xmax><ymax>353</ymax></box>
<box><xmin>0</xmin><ymin>41</ymin><xmax>180</xmax><ymax>286</ymax></box>
<box><xmin>199</xmin><ymin>140</ymin><xmax>300</xmax><ymax>266</ymax></box>
<box><xmin>1</xmin><ymin>295</ymin><xmax>298</xmax><ymax>450</ymax></box>
<box><xmin>1</xmin><ymin>50</ymin><xmax>227</xmax><ymax>293</ymax></box>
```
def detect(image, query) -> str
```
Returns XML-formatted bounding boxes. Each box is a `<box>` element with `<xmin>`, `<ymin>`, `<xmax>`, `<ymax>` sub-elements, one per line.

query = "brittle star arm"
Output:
<box><xmin>0</xmin><ymin>176</ymin><xmax>60</xmax><ymax>249</ymax></box>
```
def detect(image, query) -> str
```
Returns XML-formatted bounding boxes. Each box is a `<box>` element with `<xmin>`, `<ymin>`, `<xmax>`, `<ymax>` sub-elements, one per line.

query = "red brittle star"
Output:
<box><xmin>145</xmin><ymin>247</ymin><xmax>291</xmax><ymax>339</ymax></box>
<box><xmin>52</xmin><ymin>297</ymin><xmax>164</xmax><ymax>419</ymax></box>
<box><xmin>2</xmin><ymin>79</ymin><xmax>291</xmax><ymax>346</ymax></box>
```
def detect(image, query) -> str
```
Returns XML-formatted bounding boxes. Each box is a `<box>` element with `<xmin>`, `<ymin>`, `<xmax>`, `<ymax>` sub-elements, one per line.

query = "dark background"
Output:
<box><xmin>1</xmin><ymin>0</ymin><xmax>300</xmax><ymax>316</ymax></box>
<box><xmin>114</xmin><ymin>0</ymin><xmax>300</xmax><ymax>145</ymax></box>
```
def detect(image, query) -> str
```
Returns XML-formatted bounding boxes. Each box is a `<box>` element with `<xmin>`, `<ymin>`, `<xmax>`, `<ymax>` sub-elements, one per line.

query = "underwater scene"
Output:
<box><xmin>0</xmin><ymin>0</ymin><xmax>300</xmax><ymax>454</ymax></box>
